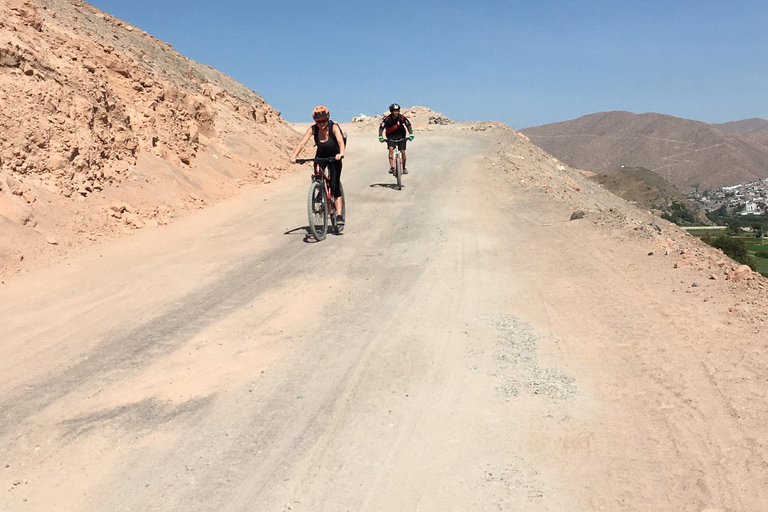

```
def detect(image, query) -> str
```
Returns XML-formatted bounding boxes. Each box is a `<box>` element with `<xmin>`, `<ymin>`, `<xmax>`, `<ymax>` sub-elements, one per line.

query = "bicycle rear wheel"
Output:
<box><xmin>395</xmin><ymin>153</ymin><xmax>402</xmax><ymax>190</ymax></box>
<box><xmin>334</xmin><ymin>183</ymin><xmax>346</xmax><ymax>234</ymax></box>
<box><xmin>307</xmin><ymin>180</ymin><xmax>328</xmax><ymax>241</ymax></box>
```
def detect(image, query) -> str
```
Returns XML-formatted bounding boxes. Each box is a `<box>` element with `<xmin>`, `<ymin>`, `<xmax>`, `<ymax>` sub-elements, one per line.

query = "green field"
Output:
<box><xmin>686</xmin><ymin>228</ymin><xmax>768</xmax><ymax>276</ymax></box>
<box><xmin>745</xmin><ymin>239</ymin><xmax>768</xmax><ymax>275</ymax></box>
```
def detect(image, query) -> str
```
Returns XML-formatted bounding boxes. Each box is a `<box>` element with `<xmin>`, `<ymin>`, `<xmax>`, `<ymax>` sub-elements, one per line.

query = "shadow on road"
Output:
<box><xmin>283</xmin><ymin>226</ymin><xmax>317</xmax><ymax>243</ymax></box>
<box><xmin>283</xmin><ymin>226</ymin><xmax>343</xmax><ymax>243</ymax></box>
<box><xmin>370</xmin><ymin>183</ymin><xmax>403</xmax><ymax>190</ymax></box>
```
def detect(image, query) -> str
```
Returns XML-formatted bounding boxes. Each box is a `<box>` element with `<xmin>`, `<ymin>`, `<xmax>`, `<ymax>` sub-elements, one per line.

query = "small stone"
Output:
<box><xmin>692</xmin><ymin>282</ymin><xmax>699</xmax><ymax>287</ymax></box>
<box><xmin>570</xmin><ymin>210</ymin><xmax>585</xmax><ymax>221</ymax></box>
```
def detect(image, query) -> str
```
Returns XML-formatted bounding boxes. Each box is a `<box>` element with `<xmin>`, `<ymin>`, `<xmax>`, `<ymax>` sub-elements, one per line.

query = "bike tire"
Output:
<box><xmin>330</xmin><ymin>192</ymin><xmax>336</xmax><ymax>232</ymax></box>
<box><xmin>395</xmin><ymin>153</ymin><xmax>402</xmax><ymax>190</ymax></box>
<box><xmin>307</xmin><ymin>180</ymin><xmax>328</xmax><ymax>241</ymax></box>
<box><xmin>335</xmin><ymin>183</ymin><xmax>346</xmax><ymax>234</ymax></box>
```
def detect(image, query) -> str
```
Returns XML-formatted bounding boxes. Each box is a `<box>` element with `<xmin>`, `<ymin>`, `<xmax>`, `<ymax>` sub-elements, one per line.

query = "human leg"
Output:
<box><xmin>330</xmin><ymin>161</ymin><xmax>344</xmax><ymax>222</ymax></box>
<box><xmin>398</xmin><ymin>139</ymin><xmax>408</xmax><ymax>173</ymax></box>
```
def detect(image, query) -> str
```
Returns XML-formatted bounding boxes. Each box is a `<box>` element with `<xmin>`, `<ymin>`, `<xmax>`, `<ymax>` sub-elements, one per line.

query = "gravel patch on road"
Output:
<box><xmin>486</xmin><ymin>315</ymin><xmax>577</xmax><ymax>402</ymax></box>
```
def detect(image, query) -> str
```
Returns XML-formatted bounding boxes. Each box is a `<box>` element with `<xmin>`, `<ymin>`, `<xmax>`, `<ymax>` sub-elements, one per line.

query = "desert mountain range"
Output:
<box><xmin>714</xmin><ymin>118</ymin><xmax>768</xmax><ymax>134</ymax></box>
<box><xmin>522</xmin><ymin>111</ymin><xmax>768</xmax><ymax>193</ymax></box>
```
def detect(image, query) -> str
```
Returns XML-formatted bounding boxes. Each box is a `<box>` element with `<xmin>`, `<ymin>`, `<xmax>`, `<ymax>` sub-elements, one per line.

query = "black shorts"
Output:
<box><xmin>387</xmin><ymin>138</ymin><xmax>407</xmax><ymax>151</ymax></box>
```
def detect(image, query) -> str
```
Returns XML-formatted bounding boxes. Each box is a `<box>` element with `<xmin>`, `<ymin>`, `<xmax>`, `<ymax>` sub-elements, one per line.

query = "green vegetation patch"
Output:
<box><xmin>744</xmin><ymin>239</ymin><xmax>768</xmax><ymax>275</ymax></box>
<box><xmin>698</xmin><ymin>233</ymin><xmax>768</xmax><ymax>276</ymax></box>
<box><xmin>687</xmin><ymin>228</ymin><xmax>728</xmax><ymax>237</ymax></box>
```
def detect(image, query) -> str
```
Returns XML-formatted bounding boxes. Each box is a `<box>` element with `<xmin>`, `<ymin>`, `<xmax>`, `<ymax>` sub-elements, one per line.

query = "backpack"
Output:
<box><xmin>313</xmin><ymin>119</ymin><xmax>348</xmax><ymax>148</ymax></box>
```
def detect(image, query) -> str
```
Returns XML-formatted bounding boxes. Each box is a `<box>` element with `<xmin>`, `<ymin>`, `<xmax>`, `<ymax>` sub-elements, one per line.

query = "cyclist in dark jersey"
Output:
<box><xmin>378</xmin><ymin>103</ymin><xmax>414</xmax><ymax>174</ymax></box>
<box><xmin>291</xmin><ymin>106</ymin><xmax>346</xmax><ymax>224</ymax></box>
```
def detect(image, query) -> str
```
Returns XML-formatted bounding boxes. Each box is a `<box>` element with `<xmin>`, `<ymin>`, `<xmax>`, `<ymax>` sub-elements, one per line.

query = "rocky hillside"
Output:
<box><xmin>0</xmin><ymin>0</ymin><xmax>300</xmax><ymax>279</ymax></box>
<box><xmin>486</xmin><ymin>126</ymin><xmax>765</xmax><ymax>296</ymax></box>
<box><xmin>589</xmin><ymin>167</ymin><xmax>709</xmax><ymax>225</ymax></box>
<box><xmin>349</xmin><ymin>105</ymin><xmax>454</xmax><ymax>129</ymax></box>
<box><xmin>521</xmin><ymin>111</ymin><xmax>768</xmax><ymax>192</ymax></box>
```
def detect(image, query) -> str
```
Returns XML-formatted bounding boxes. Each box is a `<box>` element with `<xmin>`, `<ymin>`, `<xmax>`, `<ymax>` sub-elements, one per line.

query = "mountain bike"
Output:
<box><xmin>382</xmin><ymin>137</ymin><xmax>406</xmax><ymax>190</ymax></box>
<box><xmin>296</xmin><ymin>157</ymin><xmax>345</xmax><ymax>241</ymax></box>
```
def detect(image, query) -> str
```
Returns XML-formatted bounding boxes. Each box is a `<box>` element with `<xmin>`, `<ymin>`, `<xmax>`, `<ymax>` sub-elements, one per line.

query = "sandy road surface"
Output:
<box><xmin>2</xmin><ymin>131</ymin><xmax>767</xmax><ymax>511</ymax></box>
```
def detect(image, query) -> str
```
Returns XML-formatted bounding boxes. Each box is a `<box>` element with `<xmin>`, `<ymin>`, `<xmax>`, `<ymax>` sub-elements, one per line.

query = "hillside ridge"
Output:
<box><xmin>0</xmin><ymin>0</ymin><xmax>300</xmax><ymax>278</ymax></box>
<box><xmin>522</xmin><ymin>111</ymin><xmax>768</xmax><ymax>192</ymax></box>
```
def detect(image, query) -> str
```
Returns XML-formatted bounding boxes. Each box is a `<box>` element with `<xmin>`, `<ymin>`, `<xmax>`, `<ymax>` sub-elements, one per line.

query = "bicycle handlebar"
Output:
<box><xmin>382</xmin><ymin>137</ymin><xmax>407</xmax><ymax>143</ymax></box>
<box><xmin>295</xmin><ymin>156</ymin><xmax>342</xmax><ymax>164</ymax></box>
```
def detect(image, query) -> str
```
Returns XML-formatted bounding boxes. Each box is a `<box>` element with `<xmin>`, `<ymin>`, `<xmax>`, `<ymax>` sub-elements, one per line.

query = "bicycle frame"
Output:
<box><xmin>392</xmin><ymin>143</ymin><xmax>403</xmax><ymax>165</ymax></box>
<box><xmin>298</xmin><ymin>157</ymin><xmax>338</xmax><ymax>202</ymax></box>
<box><xmin>314</xmin><ymin>161</ymin><xmax>335</xmax><ymax>206</ymax></box>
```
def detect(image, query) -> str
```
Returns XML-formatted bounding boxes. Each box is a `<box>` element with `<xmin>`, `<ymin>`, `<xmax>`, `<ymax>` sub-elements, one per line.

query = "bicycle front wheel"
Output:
<box><xmin>395</xmin><ymin>153</ymin><xmax>402</xmax><ymax>190</ymax></box>
<box><xmin>308</xmin><ymin>180</ymin><xmax>328</xmax><ymax>241</ymax></box>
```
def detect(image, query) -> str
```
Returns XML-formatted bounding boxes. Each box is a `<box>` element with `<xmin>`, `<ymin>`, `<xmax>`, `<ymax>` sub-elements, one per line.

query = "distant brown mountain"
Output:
<box><xmin>521</xmin><ymin>111</ymin><xmax>768</xmax><ymax>192</ymax></box>
<box><xmin>714</xmin><ymin>118</ymin><xmax>768</xmax><ymax>134</ymax></box>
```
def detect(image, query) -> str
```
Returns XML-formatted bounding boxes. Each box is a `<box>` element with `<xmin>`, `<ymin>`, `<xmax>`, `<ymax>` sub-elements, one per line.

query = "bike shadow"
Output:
<box><xmin>370</xmin><ymin>183</ymin><xmax>403</xmax><ymax>190</ymax></box>
<box><xmin>284</xmin><ymin>226</ymin><xmax>343</xmax><ymax>243</ymax></box>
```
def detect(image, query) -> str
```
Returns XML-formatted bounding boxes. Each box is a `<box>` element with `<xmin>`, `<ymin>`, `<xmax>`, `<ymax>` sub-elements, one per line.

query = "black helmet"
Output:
<box><xmin>389</xmin><ymin>103</ymin><xmax>400</xmax><ymax>112</ymax></box>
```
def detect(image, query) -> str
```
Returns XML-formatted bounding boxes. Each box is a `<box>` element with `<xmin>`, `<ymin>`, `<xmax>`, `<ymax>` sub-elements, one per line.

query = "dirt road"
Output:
<box><xmin>2</xmin><ymin>130</ymin><xmax>766</xmax><ymax>511</ymax></box>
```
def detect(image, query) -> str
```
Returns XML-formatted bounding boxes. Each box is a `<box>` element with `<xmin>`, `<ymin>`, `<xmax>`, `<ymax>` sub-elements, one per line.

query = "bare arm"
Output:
<box><xmin>290</xmin><ymin>126</ymin><xmax>314</xmax><ymax>163</ymax></box>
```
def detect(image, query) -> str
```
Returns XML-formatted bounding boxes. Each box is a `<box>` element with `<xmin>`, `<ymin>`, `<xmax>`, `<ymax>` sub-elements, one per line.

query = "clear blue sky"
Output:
<box><xmin>87</xmin><ymin>0</ymin><xmax>768</xmax><ymax>129</ymax></box>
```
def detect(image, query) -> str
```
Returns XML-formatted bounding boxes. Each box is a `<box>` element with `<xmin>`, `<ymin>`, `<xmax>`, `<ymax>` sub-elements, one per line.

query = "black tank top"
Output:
<box><xmin>313</xmin><ymin>121</ymin><xmax>339</xmax><ymax>157</ymax></box>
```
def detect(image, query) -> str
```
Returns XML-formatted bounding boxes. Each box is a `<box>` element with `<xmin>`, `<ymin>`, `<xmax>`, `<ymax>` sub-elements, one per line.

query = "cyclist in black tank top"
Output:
<box><xmin>291</xmin><ymin>106</ymin><xmax>346</xmax><ymax>224</ymax></box>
